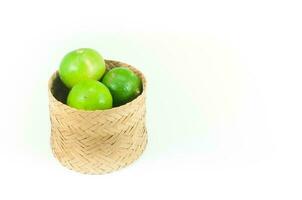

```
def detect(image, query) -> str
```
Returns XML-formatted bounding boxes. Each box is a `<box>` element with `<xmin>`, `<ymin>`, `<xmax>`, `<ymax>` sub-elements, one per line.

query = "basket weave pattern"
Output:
<box><xmin>48</xmin><ymin>60</ymin><xmax>147</xmax><ymax>174</ymax></box>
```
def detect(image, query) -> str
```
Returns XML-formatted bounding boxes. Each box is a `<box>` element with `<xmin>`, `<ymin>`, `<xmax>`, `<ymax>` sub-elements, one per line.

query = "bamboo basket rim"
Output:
<box><xmin>48</xmin><ymin>59</ymin><xmax>147</xmax><ymax>114</ymax></box>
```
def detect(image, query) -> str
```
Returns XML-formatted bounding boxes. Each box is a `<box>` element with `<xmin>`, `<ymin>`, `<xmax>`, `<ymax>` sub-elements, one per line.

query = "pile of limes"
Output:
<box><xmin>58</xmin><ymin>48</ymin><xmax>142</xmax><ymax>110</ymax></box>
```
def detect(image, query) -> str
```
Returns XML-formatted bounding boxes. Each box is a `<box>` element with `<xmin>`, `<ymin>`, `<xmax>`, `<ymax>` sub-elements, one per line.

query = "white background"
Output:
<box><xmin>0</xmin><ymin>0</ymin><xmax>302</xmax><ymax>199</ymax></box>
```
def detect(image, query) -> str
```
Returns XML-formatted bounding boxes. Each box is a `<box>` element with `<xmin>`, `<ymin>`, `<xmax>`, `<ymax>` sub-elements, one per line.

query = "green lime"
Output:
<box><xmin>67</xmin><ymin>80</ymin><xmax>112</xmax><ymax>110</ymax></box>
<box><xmin>59</xmin><ymin>48</ymin><xmax>106</xmax><ymax>88</ymax></box>
<box><xmin>102</xmin><ymin>67</ymin><xmax>142</xmax><ymax>106</ymax></box>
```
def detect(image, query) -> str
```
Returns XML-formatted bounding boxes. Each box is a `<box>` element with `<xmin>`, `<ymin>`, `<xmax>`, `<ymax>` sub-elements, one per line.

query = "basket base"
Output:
<box><xmin>50</xmin><ymin>129</ymin><xmax>147</xmax><ymax>175</ymax></box>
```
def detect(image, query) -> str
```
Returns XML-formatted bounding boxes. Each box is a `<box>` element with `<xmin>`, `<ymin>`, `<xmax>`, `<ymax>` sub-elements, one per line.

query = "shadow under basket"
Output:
<box><xmin>48</xmin><ymin>60</ymin><xmax>147</xmax><ymax>174</ymax></box>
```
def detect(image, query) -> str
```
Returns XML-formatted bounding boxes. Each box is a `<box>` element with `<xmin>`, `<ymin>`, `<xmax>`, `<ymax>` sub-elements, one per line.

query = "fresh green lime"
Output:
<box><xmin>59</xmin><ymin>48</ymin><xmax>106</xmax><ymax>88</ymax></box>
<box><xmin>67</xmin><ymin>80</ymin><xmax>112</xmax><ymax>110</ymax></box>
<box><xmin>102</xmin><ymin>67</ymin><xmax>142</xmax><ymax>106</ymax></box>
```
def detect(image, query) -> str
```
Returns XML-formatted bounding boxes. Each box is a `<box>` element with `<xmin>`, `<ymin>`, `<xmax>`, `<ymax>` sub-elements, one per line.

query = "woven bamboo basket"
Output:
<box><xmin>48</xmin><ymin>60</ymin><xmax>147</xmax><ymax>174</ymax></box>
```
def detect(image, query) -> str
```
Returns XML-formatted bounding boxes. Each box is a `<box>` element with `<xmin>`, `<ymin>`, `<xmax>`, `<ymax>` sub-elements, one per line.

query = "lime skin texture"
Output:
<box><xmin>102</xmin><ymin>67</ymin><xmax>142</xmax><ymax>107</ymax></box>
<box><xmin>59</xmin><ymin>48</ymin><xmax>106</xmax><ymax>88</ymax></box>
<box><xmin>67</xmin><ymin>79</ymin><xmax>112</xmax><ymax>111</ymax></box>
